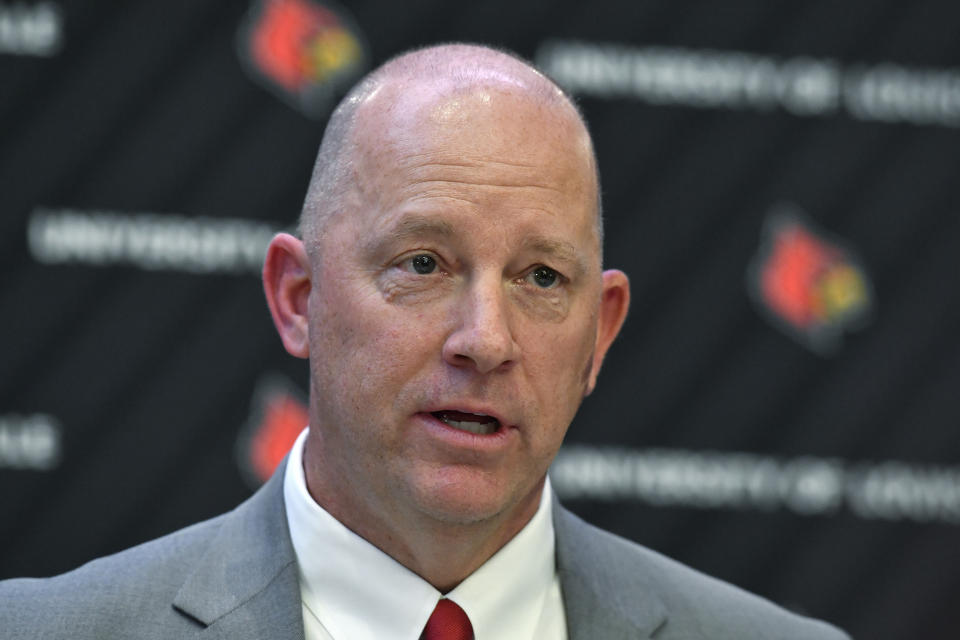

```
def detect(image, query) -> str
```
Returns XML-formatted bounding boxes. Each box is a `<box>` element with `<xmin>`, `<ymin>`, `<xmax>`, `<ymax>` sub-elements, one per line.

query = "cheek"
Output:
<box><xmin>523</xmin><ymin>299</ymin><xmax>596</xmax><ymax>362</ymax></box>
<box><xmin>520</xmin><ymin>317</ymin><xmax>597</xmax><ymax>400</ymax></box>
<box><xmin>314</xmin><ymin>286</ymin><xmax>440</xmax><ymax>392</ymax></box>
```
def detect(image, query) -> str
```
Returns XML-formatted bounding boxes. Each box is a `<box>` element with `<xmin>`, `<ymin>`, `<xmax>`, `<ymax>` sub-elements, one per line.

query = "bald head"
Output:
<box><xmin>298</xmin><ymin>43</ymin><xmax>601</xmax><ymax>256</ymax></box>
<box><xmin>262</xmin><ymin>43</ymin><xmax>632</xmax><ymax>565</ymax></box>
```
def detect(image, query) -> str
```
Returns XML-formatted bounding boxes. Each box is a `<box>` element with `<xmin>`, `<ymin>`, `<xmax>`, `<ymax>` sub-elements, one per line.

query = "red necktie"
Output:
<box><xmin>420</xmin><ymin>598</ymin><xmax>474</xmax><ymax>640</ymax></box>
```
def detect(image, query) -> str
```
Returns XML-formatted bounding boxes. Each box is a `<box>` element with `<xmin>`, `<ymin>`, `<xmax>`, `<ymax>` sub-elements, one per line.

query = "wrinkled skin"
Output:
<box><xmin>264</xmin><ymin>62</ymin><xmax>629</xmax><ymax>589</ymax></box>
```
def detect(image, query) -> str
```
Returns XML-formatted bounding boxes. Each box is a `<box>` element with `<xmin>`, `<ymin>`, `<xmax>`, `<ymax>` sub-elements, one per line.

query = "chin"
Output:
<box><xmin>406</xmin><ymin>467</ymin><xmax>539</xmax><ymax>527</ymax></box>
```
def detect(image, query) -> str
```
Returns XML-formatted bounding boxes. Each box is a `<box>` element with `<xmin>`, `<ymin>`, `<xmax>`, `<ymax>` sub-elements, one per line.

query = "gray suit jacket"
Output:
<box><xmin>0</xmin><ymin>463</ymin><xmax>849</xmax><ymax>639</ymax></box>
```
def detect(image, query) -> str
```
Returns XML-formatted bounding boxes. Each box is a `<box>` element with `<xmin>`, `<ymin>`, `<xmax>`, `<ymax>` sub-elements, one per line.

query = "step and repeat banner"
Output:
<box><xmin>2</xmin><ymin>1</ymin><xmax>959</xmax><ymax>637</ymax></box>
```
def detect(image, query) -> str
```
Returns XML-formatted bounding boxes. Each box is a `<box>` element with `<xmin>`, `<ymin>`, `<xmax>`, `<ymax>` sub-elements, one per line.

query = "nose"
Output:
<box><xmin>442</xmin><ymin>278</ymin><xmax>519</xmax><ymax>374</ymax></box>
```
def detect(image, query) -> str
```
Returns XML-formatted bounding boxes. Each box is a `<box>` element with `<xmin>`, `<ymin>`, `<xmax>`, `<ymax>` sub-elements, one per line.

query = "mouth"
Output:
<box><xmin>430</xmin><ymin>410</ymin><xmax>501</xmax><ymax>436</ymax></box>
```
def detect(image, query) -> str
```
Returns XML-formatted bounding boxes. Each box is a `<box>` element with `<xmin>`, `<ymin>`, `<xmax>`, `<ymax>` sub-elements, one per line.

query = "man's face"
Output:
<box><xmin>302</xmin><ymin>84</ymin><xmax>614</xmax><ymax>529</ymax></box>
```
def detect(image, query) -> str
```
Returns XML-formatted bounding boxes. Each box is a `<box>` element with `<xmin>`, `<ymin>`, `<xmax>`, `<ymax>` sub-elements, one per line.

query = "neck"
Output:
<box><xmin>302</xmin><ymin>435</ymin><xmax>545</xmax><ymax>592</ymax></box>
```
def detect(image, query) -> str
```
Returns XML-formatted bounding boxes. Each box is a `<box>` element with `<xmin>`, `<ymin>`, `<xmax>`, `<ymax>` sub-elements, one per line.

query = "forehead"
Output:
<box><xmin>339</xmin><ymin>79</ymin><xmax>598</xmax><ymax>248</ymax></box>
<box><xmin>375</xmin><ymin>81</ymin><xmax>588</xmax><ymax>168</ymax></box>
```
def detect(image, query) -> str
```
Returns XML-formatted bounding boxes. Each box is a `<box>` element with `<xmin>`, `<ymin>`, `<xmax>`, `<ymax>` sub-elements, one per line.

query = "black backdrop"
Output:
<box><xmin>3</xmin><ymin>2</ymin><xmax>960</xmax><ymax>637</ymax></box>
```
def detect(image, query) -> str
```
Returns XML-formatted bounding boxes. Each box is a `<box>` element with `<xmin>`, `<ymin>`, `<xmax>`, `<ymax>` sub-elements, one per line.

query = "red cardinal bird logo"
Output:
<box><xmin>748</xmin><ymin>205</ymin><xmax>874</xmax><ymax>354</ymax></box>
<box><xmin>237</xmin><ymin>0</ymin><xmax>368</xmax><ymax>118</ymax></box>
<box><xmin>237</xmin><ymin>373</ymin><xmax>309</xmax><ymax>487</ymax></box>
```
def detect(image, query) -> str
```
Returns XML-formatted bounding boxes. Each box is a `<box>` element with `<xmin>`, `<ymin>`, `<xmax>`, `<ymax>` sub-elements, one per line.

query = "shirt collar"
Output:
<box><xmin>283</xmin><ymin>427</ymin><xmax>557</xmax><ymax>640</ymax></box>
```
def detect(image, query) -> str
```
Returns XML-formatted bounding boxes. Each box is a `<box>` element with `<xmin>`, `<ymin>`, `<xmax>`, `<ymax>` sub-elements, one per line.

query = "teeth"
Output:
<box><xmin>437</xmin><ymin>414</ymin><xmax>499</xmax><ymax>435</ymax></box>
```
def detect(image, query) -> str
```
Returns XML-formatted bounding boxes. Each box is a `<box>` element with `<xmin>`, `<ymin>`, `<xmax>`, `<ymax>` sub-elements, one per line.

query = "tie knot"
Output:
<box><xmin>420</xmin><ymin>598</ymin><xmax>474</xmax><ymax>640</ymax></box>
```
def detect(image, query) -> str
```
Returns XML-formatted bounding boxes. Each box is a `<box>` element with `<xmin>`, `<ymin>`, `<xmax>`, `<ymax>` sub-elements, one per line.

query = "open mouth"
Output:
<box><xmin>431</xmin><ymin>410</ymin><xmax>500</xmax><ymax>435</ymax></box>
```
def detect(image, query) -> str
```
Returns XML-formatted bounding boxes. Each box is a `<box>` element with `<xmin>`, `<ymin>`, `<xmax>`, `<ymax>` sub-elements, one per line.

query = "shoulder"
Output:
<box><xmin>0</xmin><ymin>512</ymin><xmax>227</xmax><ymax>639</ymax></box>
<box><xmin>0</xmin><ymin>462</ymin><xmax>296</xmax><ymax>640</ymax></box>
<box><xmin>554</xmin><ymin>506</ymin><xmax>851</xmax><ymax>639</ymax></box>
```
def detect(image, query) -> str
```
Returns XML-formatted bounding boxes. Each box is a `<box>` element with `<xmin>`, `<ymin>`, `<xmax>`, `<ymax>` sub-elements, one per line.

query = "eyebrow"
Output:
<box><xmin>390</xmin><ymin>216</ymin><xmax>456</xmax><ymax>240</ymax></box>
<box><xmin>523</xmin><ymin>236</ymin><xmax>588</xmax><ymax>277</ymax></box>
<box><xmin>360</xmin><ymin>215</ymin><xmax>454</xmax><ymax>257</ymax></box>
<box><xmin>365</xmin><ymin>214</ymin><xmax>590</xmax><ymax>276</ymax></box>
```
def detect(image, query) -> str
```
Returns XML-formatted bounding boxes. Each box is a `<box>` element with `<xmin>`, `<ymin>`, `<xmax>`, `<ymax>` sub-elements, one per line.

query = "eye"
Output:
<box><xmin>529</xmin><ymin>266</ymin><xmax>560</xmax><ymax>289</ymax></box>
<box><xmin>409</xmin><ymin>254</ymin><xmax>437</xmax><ymax>274</ymax></box>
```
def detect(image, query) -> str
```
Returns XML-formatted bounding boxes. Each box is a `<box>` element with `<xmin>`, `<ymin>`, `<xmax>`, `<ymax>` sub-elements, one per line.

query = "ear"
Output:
<box><xmin>585</xmin><ymin>269</ymin><xmax>630</xmax><ymax>395</ymax></box>
<box><xmin>262</xmin><ymin>232</ymin><xmax>311</xmax><ymax>359</ymax></box>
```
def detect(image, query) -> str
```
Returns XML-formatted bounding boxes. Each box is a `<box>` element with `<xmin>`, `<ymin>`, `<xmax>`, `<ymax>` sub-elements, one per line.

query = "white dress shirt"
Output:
<box><xmin>283</xmin><ymin>428</ymin><xmax>567</xmax><ymax>640</ymax></box>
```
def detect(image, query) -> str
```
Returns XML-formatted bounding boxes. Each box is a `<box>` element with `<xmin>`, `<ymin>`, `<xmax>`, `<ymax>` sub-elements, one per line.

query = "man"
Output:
<box><xmin>0</xmin><ymin>44</ymin><xmax>849</xmax><ymax>639</ymax></box>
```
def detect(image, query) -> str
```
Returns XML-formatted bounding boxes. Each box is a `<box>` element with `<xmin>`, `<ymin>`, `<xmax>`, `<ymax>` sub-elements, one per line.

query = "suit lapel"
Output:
<box><xmin>173</xmin><ymin>460</ymin><xmax>305</xmax><ymax>639</ymax></box>
<box><xmin>169</xmin><ymin>463</ymin><xmax>668</xmax><ymax>639</ymax></box>
<box><xmin>553</xmin><ymin>499</ymin><xmax>667</xmax><ymax>639</ymax></box>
